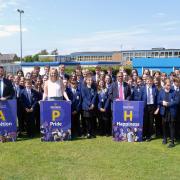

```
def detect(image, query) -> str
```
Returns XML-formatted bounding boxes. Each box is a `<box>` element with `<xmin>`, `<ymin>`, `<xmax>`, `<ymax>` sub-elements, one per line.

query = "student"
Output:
<box><xmin>20</xmin><ymin>79</ymin><xmax>38</xmax><ymax>138</ymax></box>
<box><xmin>69</xmin><ymin>80</ymin><xmax>82</xmax><ymax>138</ymax></box>
<box><xmin>158</xmin><ymin>79</ymin><xmax>180</xmax><ymax>148</ymax></box>
<box><xmin>81</xmin><ymin>75</ymin><xmax>97</xmax><ymax>138</ymax></box>
<box><xmin>141</xmin><ymin>76</ymin><xmax>158</xmax><ymax>141</ymax></box>
<box><xmin>132</xmin><ymin>77</ymin><xmax>143</xmax><ymax>101</ymax></box>
<box><xmin>13</xmin><ymin>75</ymin><xmax>24</xmax><ymax>136</ymax></box>
<box><xmin>97</xmin><ymin>80</ymin><xmax>111</xmax><ymax>136</ymax></box>
<box><xmin>171</xmin><ymin>77</ymin><xmax>180</xmax><ymax>139</ymax></box>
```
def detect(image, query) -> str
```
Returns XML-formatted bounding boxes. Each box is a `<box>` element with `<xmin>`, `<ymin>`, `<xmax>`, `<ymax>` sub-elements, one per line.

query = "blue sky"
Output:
<box><xmin>0</xmin><ymin>0</ymin><xmax>180</xmax><ymax>56</ymax></box>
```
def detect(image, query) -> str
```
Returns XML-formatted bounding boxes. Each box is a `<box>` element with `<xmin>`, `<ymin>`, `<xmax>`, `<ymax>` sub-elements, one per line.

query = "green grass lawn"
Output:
<box><xmin>0</xmin><ymin>137</ymin><xmax>180</xmax><ymax>180</ymax></box>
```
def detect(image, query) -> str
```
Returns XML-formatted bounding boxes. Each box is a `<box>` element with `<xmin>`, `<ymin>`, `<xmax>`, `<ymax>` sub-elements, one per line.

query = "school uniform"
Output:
<box><xmin>97</xmin><ymin>88</ymin><xmax>111</xmax><ymax>136</ymax></box>
<box><xmin>158</xmin><ymin>89</ymin><xmax>180</xmax><ymax>145</ymax></box>
<box><xmin>81</xmin><ymin>85</ymin><xmax>97</xmax><ymax>138</ymax></box>
<box><xmin>59</xmin><ymin>73</ymin><xmax>69</xmax><ymax>80</ymax></box>
<box><xmin>69</xmin><ymin>87</ymin><xmax>82</xmax><ymax>137</ymax></box>
<box><xmin>132</xmin><ymin>85</ymin><xmax>143</xmax><ymax>101</ymax></box>
<box><xmin>171</xmin><ymin>86</ymin><xmax>180</xmax><ymax>138</ymax></box>
<box><xmin>13</xmin><ymin>84</ymin><xmax>25</xmax><ymax>134</ymax></box>
<box><xmin>20</xmin><ymin>88</ymin><xmax>38</xmax><ymax>137</ymax></box>
<box><xmin>33</xmin><ymin>87</ymin><xmax>44</xmax><ymax>134</ymax></box>
<box><xmin>141</xmin><ymin>85</ymin><xmax>158</xmax><ymax>140</ymax></box>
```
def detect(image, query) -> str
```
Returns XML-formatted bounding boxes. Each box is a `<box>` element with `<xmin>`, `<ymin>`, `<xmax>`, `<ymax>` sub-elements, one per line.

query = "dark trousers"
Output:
<box><xmin>175</xmin><ymin>108</ymin><xmax>180</xmax><ymax>139</ymax></box>
<box><xmin>86</xmin><ymin>117</ymin><xmax>95</xmax><ymax>136</ymax></box>
<box><xmin>24</xmin><ymin>111</ymin><xmax>35</xmax><ymax>137</ymax></box>
<box><xmin>99</xmin><ymin>112</ymin><xmax>111</xmax><ymax>135</ymax></box>
<box><xmin>72</xmin><ymin>112</ymin><xmax>81</xmax><ymax>137</ymax></box>
<box><xmin>80</xmin><ymin>111</ymin><xmax>87</xmax><ymax>136</ymax></box>
<box><xmin>162</xmin><ymin>118</ymin><xmax>175</xmax><ymax>143</ymax></box>
<box><xmin>34</xmin><ymin>104</ymin><xmax>40</xmax><ymax>134</ymax></box>
<box><xmin>143</xmin><ymin>105</ymin><xmax>156</xmax><ymax>139</ymax></box>
<box><xmin>154</xmin><ymin>113</ymin><xmax>162</xmax><ymax>136</ymax></box>
<box><xmin>17</xmin><ymin>100</ymin><xmax>25</xmax><ymax>133</ymax></box>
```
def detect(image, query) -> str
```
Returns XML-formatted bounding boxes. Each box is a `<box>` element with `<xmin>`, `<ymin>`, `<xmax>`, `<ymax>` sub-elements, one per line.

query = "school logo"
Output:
<box><xmin>124</xmin><ymin>111</ymin><xmax>133</xmax><ymax>121</ymax></box>
<box><xmin>52</xmin><ymin>110</ymin><xmax>61</xmax><ymax>121</ymax></box>
<box><xmin>0</xmin><ymin>110</ymin><xmax>5</xmax><ymax>121</ymax></box>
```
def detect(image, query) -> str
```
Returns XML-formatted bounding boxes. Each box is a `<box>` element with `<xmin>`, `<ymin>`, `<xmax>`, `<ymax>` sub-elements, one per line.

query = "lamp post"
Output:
<box><xmin>17</xmin><ymin>9</ymin><xmax>24</xmax><ymax>66</ymax></box>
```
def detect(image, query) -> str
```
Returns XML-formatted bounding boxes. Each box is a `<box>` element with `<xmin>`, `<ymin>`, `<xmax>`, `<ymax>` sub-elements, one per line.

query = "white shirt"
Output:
<box><xmin>0</xmin><ymin>78</ymin><xmax>4</xmax><ymax>97</ymax></box>
<box><xmin>146</xmin><ymin>86</ymin><xmax>154</xmax><ymax>104</ymax></box>
<box><xmin>47</xmin><ymin>79</ymin><xmax>63</xmax><ymax>98</ymax></box>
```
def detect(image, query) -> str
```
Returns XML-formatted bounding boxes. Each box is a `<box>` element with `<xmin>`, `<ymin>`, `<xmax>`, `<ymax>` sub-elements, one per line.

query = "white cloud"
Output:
<box><xmin>153</xmin><ymin>12</ymin><xmax>166</xmax><ymax>18</ymax></box>
<box><xmin>0</xmin><ymin>0</ymin><xmax>19</xmax><ymax>12</ymax></box>
<box><xmin>53</xmin><ymin>22</ymin><xmax>180</xmax><ymax>54</ymax></box>
<box><xmin>0</xmin><ymin>25</ymin><xmax>27</xmax><ymax>37</ymax></box>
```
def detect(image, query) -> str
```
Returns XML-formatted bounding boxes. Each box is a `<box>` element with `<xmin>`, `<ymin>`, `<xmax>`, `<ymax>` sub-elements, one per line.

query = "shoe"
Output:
<box><xmin>91</xmin><ymin>134</ymin><xmax>96</xmax><ymax>138</ymax></box>
<box><xmin>87</xmin><ymin>134</ymin><xmax>91</xmax><ymax>139</ymax></box>
<box><xmin>162</xmin><ymin>139</ymin><xmax>167</xmax><ymax>144</ymax></box>
<box><xmin>146</xmin><ymin>138</ymin><xmax>151</xmax><ymax>142</ymax></box>
<box><xmin>168</xmin><ymin>143</ymin><xmax>175</xmax><ymax>148</ymax></box>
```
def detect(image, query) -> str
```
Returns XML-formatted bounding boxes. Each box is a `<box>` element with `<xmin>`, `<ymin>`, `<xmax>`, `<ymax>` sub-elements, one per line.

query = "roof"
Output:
<box><xmin>70</xmin><ymin>51</ymin><xmax>117</xmax><ymax>57</ymax></box>
<box><xmin>21</xmin><ymin>61</ymin><xmax>121</xmax><ymax>67</ymax></box>
<box><xmin>121</xmin><ymin>49</ymin><xmax>180</xmax><ymax>53</ymax></box>
<box><xmin>0</xmin><ymin>54</ymin><xmax>17</xmax><ymax>61</ymax></box>
<box><xmin>133</xmin><ymin>58</ymin><xmax>180</xmax><ymax>68</ymax></box>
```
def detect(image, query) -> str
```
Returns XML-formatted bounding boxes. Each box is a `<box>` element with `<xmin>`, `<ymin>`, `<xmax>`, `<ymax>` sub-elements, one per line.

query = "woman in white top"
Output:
<box><xmin>43</xmin><ymin>68</ymin><xmax>70</xmax><ymax>101</ymax></box>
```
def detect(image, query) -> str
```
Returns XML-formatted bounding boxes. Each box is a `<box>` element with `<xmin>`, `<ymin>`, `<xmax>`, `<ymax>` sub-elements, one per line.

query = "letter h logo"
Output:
<box><xmin>124</xmin><ymin>111</ymin><xmax>133</xmax><ymax>121</ymax></box>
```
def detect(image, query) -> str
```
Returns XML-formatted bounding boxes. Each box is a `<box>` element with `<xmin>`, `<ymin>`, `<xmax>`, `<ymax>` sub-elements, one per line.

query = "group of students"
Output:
<box><xmin>0</xmin><ymin>65</ymin><xmax>180</xmax><ymax>147</ymax></box>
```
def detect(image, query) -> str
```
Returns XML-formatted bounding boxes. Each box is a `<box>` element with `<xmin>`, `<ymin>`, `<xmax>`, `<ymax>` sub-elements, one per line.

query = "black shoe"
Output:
<box><xmin>91</xmin><ymin>134</ymin><xmax>96</xmax><ymax>138</ymax></box>
<box><xmin>162</xmin><ymin>139</ymin><xmax>167</xmax><ymax>144</ymax></box>
<box><xmin>168</xmin><ymin>143</ymin><xmax>175</xmax><ymax>148</ymax></box>
<box><xmin>146</xmin><ymin>138</ymin><xmax>151</xmax><ymax>142</ymax></box>
<box><xmin>87</xmin><ymin>134</ymin><xmax>91</xmax><ymax>139</ymax></box>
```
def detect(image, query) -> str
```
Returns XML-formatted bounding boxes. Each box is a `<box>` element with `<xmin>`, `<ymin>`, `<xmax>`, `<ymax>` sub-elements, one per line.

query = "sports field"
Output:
<box><xmin>0</xmin><ymin>136</ymin><xmax>180</xmax><ymax>180</ymax></box>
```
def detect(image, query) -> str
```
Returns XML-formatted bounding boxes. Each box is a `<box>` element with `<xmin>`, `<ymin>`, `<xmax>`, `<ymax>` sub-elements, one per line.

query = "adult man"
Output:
<box><xmin>109</xmin><ymin>72</ymin><xmax>131</xmax><ymax>102</ymax></box>
<box><xmin>0</xmin><ymin>66</ymin><xmax>14</xmax><ymax>100</ymax></box>
<box><xmin>58</xmin><ymin>65</ymin><xmax>69</xmax><ymax>80</ymax></box>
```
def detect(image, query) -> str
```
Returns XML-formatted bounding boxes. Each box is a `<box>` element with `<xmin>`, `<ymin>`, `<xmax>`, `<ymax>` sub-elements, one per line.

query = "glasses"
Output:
<box><xmin>117</xmin><ymin>76</ymin><xmax>123</xmax><ymax>77</ymax></box>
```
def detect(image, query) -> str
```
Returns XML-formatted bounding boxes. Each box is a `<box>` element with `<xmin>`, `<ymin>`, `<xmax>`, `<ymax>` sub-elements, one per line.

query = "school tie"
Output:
<box><xmin>147</xmin><ymin>87</ymin><xmax>151</xmax><ymax>104</ymax></box>
<box><xmin>27</xmin><ymin>89</ymin><xmax>31</xmax><ymax>103</ymax></box>
<box><xmin>119</xmin><ymin>83</ymin><xmax>123</xmax><ymax>100</ymax></box>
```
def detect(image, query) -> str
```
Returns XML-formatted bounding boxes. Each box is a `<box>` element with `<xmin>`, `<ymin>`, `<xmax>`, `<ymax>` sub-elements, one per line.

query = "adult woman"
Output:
<box><xmin>43</xmin><ymin>68</ymin><xmax>70</xmax><ymax>101</ymax></box>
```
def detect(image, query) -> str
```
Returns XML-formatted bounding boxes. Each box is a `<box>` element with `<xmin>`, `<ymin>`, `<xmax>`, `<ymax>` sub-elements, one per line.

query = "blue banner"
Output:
<box><xmin>40</xmin><ymin>100</ymin><xmax>71</xmax><ymax>141</ymax></box>
<box><xmin>0</xmin><ymin>100</ymin><xmax>17</xmax><ymax>142</ymax></box>
<box><xmin>113</xmin><ymin>101</ymin><xmax>144</xmax><ymax>142</ymax></box>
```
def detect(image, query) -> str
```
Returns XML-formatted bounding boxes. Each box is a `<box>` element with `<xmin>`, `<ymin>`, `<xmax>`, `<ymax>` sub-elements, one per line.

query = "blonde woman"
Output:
<box><xmin>43</xmin><ymin>68</ymin><xmax>70</xmax><ymax>101</ymax></box>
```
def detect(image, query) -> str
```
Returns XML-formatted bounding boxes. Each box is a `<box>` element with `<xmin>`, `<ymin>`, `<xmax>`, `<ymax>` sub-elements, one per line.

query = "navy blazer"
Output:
<box><xmin>141</xmin><ymin>85</ymin><xmax>158</xmax><ymax>106</ymax></box>
<box><xmin>132</xmin><ymin>85</ymin><xmax>143</xmax><ymax>101</ymax></box>
<box><xmin>68</xmin><ymin>88</ymin><xmax>82</xmax><ymax>112</ymax></box>
<box><xmin>108</xmin><ymin>81</ymin><xmax>131</xmax><ymax>101</ymax></box>
<box><xmin>20</xmin><ymin>88</ymin><xmax>38</xmax><ymax>110</ymax></box>
<box><xmin>158</xmin><ymin>89</ymin><xmax>180</xmax><ymax>118</ymax></box>
<box><xmin>81</xmin><ymin>86</ymin><xmax>97</xmax><ymax>111</ymax></box>
<box><xmin>1</xmin><ymin>78</ymin><xmax>15</xmax><ymax>99</ymax></box>
<box><xmin>97</xmin><ymin>89</ymin><xmax>111</xmax><ymax>112</ymax></box>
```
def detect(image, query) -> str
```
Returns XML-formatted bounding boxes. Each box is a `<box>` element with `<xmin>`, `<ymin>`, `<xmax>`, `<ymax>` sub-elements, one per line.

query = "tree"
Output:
<box><xmin>51</xmin><ymin>49</ymin><xmax>58</xmax><ymax>55</ymax></box>
<box><xmin>32</xmin><ymin>54</ymin><xmax>39</xmax><ymax>61</ymax></box>
<box><xmin>23</xmin><ymin>55</ymin><xmax>33</xmax><ymax>62</ymax></box>
<box><xmin>39</xmin><ymin>49</ymin><xmax>49</xmax><ymax>55</ymax></box>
